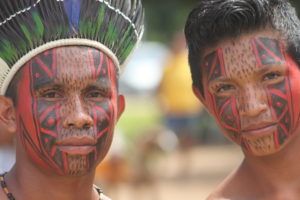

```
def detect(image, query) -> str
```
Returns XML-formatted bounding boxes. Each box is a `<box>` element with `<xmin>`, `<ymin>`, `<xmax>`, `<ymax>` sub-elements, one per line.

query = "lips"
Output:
<box><xmin>56</xmin><ymin>136</ymin><xmax>97</xmax><ymax>155</ymax></box>
<box><xmin>241</xmin><ymin>122</ymin><xmax>277</xmax><ymax>137</ymax></box>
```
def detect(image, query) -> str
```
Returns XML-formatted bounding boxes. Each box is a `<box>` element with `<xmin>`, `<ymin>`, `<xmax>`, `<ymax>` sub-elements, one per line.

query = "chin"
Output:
<box><xmin>241</xmin><ymin>133</ymin><xmax>290</xmax><ymax>157</ymax></box>
<box><xmin>50</xmin><ymin>166</ymin><xmax>94</xmax><ymax>177</ymax></box>
<box><xmin>67</xmin><ymin>169</ymin><xmax>89</xmax><ymax>176</ymax></box>
<box><xmin>66</xmin><ymin>154</ymin><xmax>99</xmax><ymax>176</ymax></box>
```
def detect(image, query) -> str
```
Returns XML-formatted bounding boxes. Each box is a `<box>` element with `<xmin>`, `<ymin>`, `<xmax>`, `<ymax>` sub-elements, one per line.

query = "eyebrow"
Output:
<box><xmin>36</xmin><ymin>83</ymin><xmax>64</xmax><ymax>90</ymax></box>
<box><xmin>86</xmin><ymin>84</ymin><xmax>111</xmax><ymax>90</ymax></box>
<box><xmin>257</xmin><ymin>64</ymin><xmax>285</xmax><ymax>73</ymax></box>
<box><xmin>34</xmin><ymin>84</ymin><xmax>64</xmax><ymax>95</ymax></box>
<box><xmin>86</xmin><ymin>83</ymin><xmax>113</xmax><ymax>93</ymax></box>
<box><xmin>208</xmin><ymin>64</ymin><xmax>285</xmax><ymax>83</ymax></box>
<box><xmin>256</xmin><ymin>67</ymin><xmax>270</xmax><ymax>74</ymax></box>
<box><xmin>208</xmin><ymin>76</ymin><xmax>231</xmax><ymax>84</ymax></box>
<box><xmin>85</xmin><ymin>84</ymin><xmax>113</xmax><ymax>97</ymax></box>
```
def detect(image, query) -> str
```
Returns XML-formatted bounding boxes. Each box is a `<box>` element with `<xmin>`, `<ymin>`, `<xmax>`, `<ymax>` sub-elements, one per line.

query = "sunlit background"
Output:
<box><xmin>1</xmin><ymin>0</ymin><xmax>300</xmax><ymax>200</ymax></box>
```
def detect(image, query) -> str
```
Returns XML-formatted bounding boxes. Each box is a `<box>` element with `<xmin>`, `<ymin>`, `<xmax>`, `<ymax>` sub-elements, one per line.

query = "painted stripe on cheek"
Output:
<box><xmin>39</xmin><ymin>106</ymin><xmax>56</xmax><ymax>122</ymax></box>
<box><xmin>97</xmin><ymin>127</ymin><xmax>108</xmax><ymax>139</ymax></box>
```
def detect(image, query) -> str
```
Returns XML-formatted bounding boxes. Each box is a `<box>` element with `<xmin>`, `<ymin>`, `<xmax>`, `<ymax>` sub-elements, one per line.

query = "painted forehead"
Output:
<box><xmin>202</xmin><ymin>37</ymin><xmax>285</xmax><ymax>81</ymax></box>
<box><xmin>30</xmin><ymin>46</ymin><xmax>116</xmax><ymax>90</ymax></box>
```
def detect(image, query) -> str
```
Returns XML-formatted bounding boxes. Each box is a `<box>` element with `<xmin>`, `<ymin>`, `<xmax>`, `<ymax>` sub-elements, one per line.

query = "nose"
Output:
<box><xmin>62</xmin><ymin>95</ymin><xmax>93</xmax><ymax>129</ymax></box>
<box><xmin>238</xmin><ymin>85</ymin><xmax>268</xmax><ymax>117</ymax></box>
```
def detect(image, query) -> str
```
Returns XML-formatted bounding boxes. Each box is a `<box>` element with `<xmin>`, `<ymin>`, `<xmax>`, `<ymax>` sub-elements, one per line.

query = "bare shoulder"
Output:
<box><xmin>206</xmin><ymin>181</ymin><xmax>232</xmax><ymax>200</ymax></box>
<box><xmin>206</xmin><ymin>167</ymin><xmax>250</xmax><ymax>200</ymax></box>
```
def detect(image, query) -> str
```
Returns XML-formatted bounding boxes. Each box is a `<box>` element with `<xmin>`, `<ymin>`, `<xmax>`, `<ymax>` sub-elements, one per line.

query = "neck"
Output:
<box><xmin>242</xmin><ymin>133</ymin><xmax>300</xmax><ymax>193</ymax></box>
<box><xmin>5</xmin><ymin>151</ymin><xmax>98</xmax><ymax>200</ymax></box>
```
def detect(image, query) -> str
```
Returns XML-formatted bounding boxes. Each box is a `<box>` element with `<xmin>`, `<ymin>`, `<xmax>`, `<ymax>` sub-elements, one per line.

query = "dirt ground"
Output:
<box><xmin>101</xmin><ymin>145</ymin><xmax>244</xmax><ymax>200</ymax></box>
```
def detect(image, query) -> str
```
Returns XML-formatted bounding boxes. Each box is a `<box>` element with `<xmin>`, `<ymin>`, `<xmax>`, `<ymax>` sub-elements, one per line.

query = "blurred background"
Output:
<box><xmin>2</xmin><ymin>0</ymin><xmax>300</xmax><ymax>199</ymax></box>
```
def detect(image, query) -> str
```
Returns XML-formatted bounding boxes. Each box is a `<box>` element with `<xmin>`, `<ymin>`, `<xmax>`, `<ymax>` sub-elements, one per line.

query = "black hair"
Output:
<box><xmin>184</xmin><ymin>0</ymin><xmax>300</xmax><ymax>97</ymax></box>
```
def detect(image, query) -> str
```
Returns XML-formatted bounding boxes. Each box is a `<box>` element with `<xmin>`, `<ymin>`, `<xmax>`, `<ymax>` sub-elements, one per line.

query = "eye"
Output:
<box><xmin>86</xmin><ymin>89</ymin><xmax>109</xmax><ymax>101</ymax></box>
<box><xmin>40</xmin><ymin>90</ymin><xmax>63</xmax><ymax>99</ymax></box>
<box><xmin>216</xmin><ymin>84</ymin><xmax>235</xmax><ymax>93</ymax></box>
<box><xmin>209</xmin><ymin>82</ymin><xmax>236</xmax><ymax>96</ymax></box>
<box><xmin>262</xmin><ymin>72</ymin><xmax>281</xmax><ymax>81</ymax></box>
<box><xmin>87</xmin><ymin>91</ymin><xmax>104</xmax><ymax>98</ymax></box>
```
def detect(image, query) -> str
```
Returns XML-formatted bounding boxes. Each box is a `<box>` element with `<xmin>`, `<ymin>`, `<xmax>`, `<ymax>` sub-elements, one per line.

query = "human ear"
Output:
<box><xmin>192</xmin><ymin>85</ymin><xmax>207</xmax><ymax>107</ymax></box>
<box><xmin>116</xmin><ymin>94</ymin><xmax>125</xmax><ymax>121</ymax></box>
<box><xmin>0</xmin><ymin>96</ymin><xmax>17</xmax><ymax>134</ymax></box>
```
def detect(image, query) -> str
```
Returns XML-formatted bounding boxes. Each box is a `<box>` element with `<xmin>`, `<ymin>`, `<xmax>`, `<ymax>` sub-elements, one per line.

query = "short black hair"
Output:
<box><xmin>185</xmin><ymin>0</ymin><xmax>300</xmax><ymax>97</ymax></box>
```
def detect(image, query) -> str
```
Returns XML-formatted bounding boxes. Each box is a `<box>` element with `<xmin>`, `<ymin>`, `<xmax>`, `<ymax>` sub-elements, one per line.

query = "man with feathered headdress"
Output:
<box><xmin>0</xmin><ymin>0</ymin><xmax>144</xmax><ymax>199</ymax></box>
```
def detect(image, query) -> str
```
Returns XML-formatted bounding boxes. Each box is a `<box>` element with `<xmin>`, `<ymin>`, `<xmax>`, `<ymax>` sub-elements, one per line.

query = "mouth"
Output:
<box><xmin>57</xmin><ymin>145</ymin><xmax>95</xmax><ymax>155</ymax></box>
<box><xmin>241</xmin><ymin>122</ymin><xmax>277</xmax><ymax>137</ymax></box>
<box><xmin>56</xmin><ymin>136</ymin><xmax>97</xmax><ymax>155</ymax></box>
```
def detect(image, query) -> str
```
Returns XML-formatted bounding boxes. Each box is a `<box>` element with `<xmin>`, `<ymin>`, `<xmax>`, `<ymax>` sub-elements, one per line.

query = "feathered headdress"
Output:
<box><xmin>0</xmin><ymin>0</ymin><xmax>144</xmax><ymax>94</ymax></box>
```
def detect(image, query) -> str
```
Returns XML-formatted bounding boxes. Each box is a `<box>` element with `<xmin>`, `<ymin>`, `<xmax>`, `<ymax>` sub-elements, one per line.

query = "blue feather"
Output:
<box><xmin>63</xmin><ymin>0</ymin><xmax>81</xmax><ymax>33</ymax></box>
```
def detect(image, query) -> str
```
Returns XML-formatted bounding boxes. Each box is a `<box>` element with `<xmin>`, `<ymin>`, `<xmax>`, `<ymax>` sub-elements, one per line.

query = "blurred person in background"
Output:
<box><xmin>185</xmin><ymin>0</ymin><xmax>300</xmax><ymax>199</ymax></box>
<box><xmin>158</xmin><ymin>32</ymin><xmax>203</xmax><ymax>177</ymax></box>
<box><xmin>158</xmin><ymin>32</ymin><xmax>203</xmax><ymax>157</ymax></box>
<box><xmin>0</xmin><ymin>0</ymin><xmax>144</xmax><ymax>200</ymax></box>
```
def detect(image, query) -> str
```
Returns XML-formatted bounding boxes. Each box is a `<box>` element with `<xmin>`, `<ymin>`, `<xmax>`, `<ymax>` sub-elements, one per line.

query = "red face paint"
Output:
<box><xmin>15</xmin><ymin>46</ymin><xmax>118</xmax><ymax>174</ymax></box>
<box><xmin>201</xmin><ymin>33</ymin><xmax>300</xmax><ymax>155</ymax></box>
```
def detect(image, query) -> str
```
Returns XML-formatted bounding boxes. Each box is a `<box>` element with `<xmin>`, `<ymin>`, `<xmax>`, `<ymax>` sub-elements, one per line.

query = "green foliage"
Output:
<box><xmin>142</xmin><ymin>0</ymin><xmax>199</xmax><ymax>44</ymax></box>
<box><xmin>291</xmin><ymin>0</ymin><xmax>300</xmax><ymax>12</ymax></box>
<box><xmin>142</xmin><ymin>0</ymin><xmax>300</xmax><ymax>44</ymax></box>
<box><xmin>117</xmin><ymin>97</ymin><xmax>162</xmax><ymax>141</ymax></box>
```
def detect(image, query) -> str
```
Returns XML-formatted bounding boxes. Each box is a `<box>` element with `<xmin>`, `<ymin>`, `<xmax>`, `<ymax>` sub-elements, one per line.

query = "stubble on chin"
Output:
<box><xmin>67</xmin><ymin>155</ymin><xmax>89</xmax><ymax>175</ymax></box>
<box><xmin>244</xmin><ymin>133</ymin><xmax>275</xmax><ymax>155</ymax></box>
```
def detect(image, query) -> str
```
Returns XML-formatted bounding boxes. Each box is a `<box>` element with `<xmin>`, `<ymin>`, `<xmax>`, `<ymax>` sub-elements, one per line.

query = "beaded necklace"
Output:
<box><xmin>0</xmin><ymin>173</ymin><xmax>105</xmax><ymax>200</ymax></box>
<box><xmin>0</xmin><ymin>173</ymin><xmax>15</xmax><ymax>200</ymax></box>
